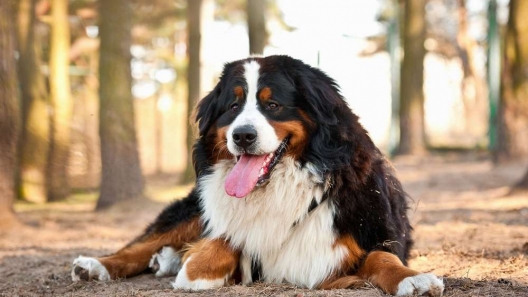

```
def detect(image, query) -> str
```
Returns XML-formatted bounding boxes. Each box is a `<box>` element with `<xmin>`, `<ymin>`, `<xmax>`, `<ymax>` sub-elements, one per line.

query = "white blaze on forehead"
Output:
<box><xmin>244</xmin><ymin>60</ymin><xmax>260</xmax><ymax>106</ymax></box>
<box><xmin>226</xmin><ymin>60</ymin><xmax>281</xmax><ymax>155</ymax></box>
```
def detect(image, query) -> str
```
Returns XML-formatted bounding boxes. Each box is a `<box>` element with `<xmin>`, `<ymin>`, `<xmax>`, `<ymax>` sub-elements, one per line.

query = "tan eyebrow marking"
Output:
<box><xmin>259</xmin><ymin>87</ymin><xmax>272</xmax><ymax>101</ymax></box>
<box><xmin>234</xmin><ymin>86</ymin><xmax>244</xmax><ymax>98</ymax></box>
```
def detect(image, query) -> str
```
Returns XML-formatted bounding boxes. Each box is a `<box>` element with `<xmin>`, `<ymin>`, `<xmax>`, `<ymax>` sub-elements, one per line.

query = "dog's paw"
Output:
<box><xmin>71</xmin><ymin>256</ymin><xmax>110</xmax><ymax>281</ymax></box>
<box><xmin>172</xmin><ymin>256</ymin><xmax>227</xmax><ymax>290</ymax></box>
<box><xmin>149</xmin><ymin>246</ymin><xmax>182</xmax><ymax>277</ymax></box>
<box><xmin>396</xmin><ymin>273</ymin><xmax>444</xmax><ymax>296</ymax></box>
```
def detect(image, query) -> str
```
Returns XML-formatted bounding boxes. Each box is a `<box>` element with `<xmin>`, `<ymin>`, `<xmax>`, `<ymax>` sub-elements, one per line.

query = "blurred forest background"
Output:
<box><xmin>1</xmin><ymin>0</ymin><xmax>528</xmax><ymax>222</ymax></box>
<box><xmin>0</xmin><ymin>0</ymin><xmax>527</xmax><ymax>221</ymax></box>
<box><xmin>1</xmin><ymin>0</ymin><xmax>528</xmax><ymax>296</ymax></box>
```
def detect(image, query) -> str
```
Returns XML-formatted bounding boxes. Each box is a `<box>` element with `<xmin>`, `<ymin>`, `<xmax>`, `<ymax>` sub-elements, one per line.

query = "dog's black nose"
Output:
<box><xmin>232</xmin><ymin>126</ymin><xmax>257</xmax><ymax>149</ymax></box>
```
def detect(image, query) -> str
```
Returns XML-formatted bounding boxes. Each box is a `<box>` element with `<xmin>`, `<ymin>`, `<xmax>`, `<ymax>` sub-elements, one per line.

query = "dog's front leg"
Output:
<box><xmin>173</xmin><ymin>238</ymin><xmax>240</xmax><ymax>290</ymax></box>
<box><xmin>358</xmin><ymin>251</ymin><xmax>444</xmax><ymax>296</ymax></box>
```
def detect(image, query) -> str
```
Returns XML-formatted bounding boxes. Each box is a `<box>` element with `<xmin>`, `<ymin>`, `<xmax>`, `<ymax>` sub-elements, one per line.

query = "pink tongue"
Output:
<box><xmin>225</xmin><ymin>154</ymin><xmax>267</xmax><ymax>198</ymax></box>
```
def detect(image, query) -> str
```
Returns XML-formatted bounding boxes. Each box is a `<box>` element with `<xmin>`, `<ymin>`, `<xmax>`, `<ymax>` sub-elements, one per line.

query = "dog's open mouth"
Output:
<box><xmin>225</xmin><ymin>138</ymin><xmax>289</xmax><ymax>198</ymax></box>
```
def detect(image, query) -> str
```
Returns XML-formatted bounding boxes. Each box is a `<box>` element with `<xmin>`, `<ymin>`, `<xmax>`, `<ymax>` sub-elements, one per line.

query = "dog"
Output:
<box><xmin>72</xmin><ymin>55</ymin><xmax>444</xmax><ymax>296</ymax></box>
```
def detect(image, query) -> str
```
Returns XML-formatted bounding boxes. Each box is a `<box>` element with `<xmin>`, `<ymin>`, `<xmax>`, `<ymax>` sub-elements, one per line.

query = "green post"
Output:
<box><xmin>487</xmin><ymin>0</ymin><xmax>500</xmax><ymax>152</ymax></box>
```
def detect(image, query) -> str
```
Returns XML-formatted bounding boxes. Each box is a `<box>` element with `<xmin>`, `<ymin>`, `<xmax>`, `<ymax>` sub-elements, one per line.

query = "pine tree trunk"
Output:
<box><xmin>495</xmin><ymin>0</ymin><xmax>528</xmax><ymax>162</ymax></box>
<box><xmin>247</xmin><ymin>0</ymin><xmax>267</xmax><ymax>55</ymax></box>
<box><xmin>0</xmin><ymin>0</ymin><xmax>20</xmax><ymax>226</ymax></box>
<box><xmin>96</xmin><ymin>0</ymin><xmax>144</xmax><ymax>210</ymax></box>
<box><xmin>183</xmin><ymin>0</ymin><xmax>203</xmax><ymax>183</ymax></box>
<box><xmin>397</xmin><ymin>0</ymin><xmax>426</xmax><ymax>155</ymax></box>
<box><xmin>47</xmin><ymin>0</ymin><xmax>72</xmax><ymax>201</ymax></box>
<box><xmin>16</xmin><ymin>0</ymin><xmax>50</xmax><ymax>203</ymax></box>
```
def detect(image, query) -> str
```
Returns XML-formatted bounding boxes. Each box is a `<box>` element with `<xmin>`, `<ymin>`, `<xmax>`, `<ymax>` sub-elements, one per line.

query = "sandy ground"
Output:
<box><xmin>1</xmin><ymin>153</ymin><xmax>528</xmax><ymax>297</ymax></box>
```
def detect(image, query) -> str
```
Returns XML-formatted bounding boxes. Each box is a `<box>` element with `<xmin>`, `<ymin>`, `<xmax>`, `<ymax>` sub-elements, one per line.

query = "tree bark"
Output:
<box><xmin>397</xmin><ymin>0</ymin><xmax>426</xmax><ymax>155</ymax></box>
<box><xmin>47</xmin><ymin>0</ymin><xmax>72</xmax><ymax>201</ymax></box>
<box><xmin>0</xmin><ymin>0</ymin><xmax>20</xmax><ymax>225</ymax></box>
<box><xmin>247</xmin><ymin>0</ymin><xmax>267</xmax><ymax>55</ymax></box>
<box><xmin>96</xmin><ymin>0</ymin><xmax>144</xmax><ymax>210</ymax></box>
<box><xmin>495</xmin><ymin>0</ymin><xmax>528</xmax><ymax>162</ymax></box>
<box><xmin>456</xmin><ymin>0</ymin><xmax>487</xmax><ymax>131</ymax></box>
<box><xmin>183</xmin><ymin>0</ymin><xmax>203</xmax><ymax>183</ymax></box>
<box><xmin>516</xmin><ymin>169</ymin><xmax>528</xmax><ymax>189</ymax></box>
<box><xmin>16</xmin><ymin>0</ymin><xmax>50</xmax><ymax>203</ymax></box>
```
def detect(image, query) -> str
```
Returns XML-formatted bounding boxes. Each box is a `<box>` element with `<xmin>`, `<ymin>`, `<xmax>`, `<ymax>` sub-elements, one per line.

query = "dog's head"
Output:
<box><xmin>194</xmin><ymin>55</ymin><xmax>374</xmax><ymax>198</ymax></box>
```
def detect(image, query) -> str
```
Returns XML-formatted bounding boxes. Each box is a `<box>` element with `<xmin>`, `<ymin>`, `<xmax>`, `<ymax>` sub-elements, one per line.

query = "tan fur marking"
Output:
<box><xmin>182</xmin><ymin>238</ymin><xmax>240</xmax><ymax>281</ymax></box>
<box><xmin>298</xmin><ymin>110</ymin><xmax>315</xmax><ymax>129</ymax></box>
<box><xmin>334</xmin><ymin>235</ymin><xmax>365</xmax><ymax>272</ymax></box>
<box><xmin>234</xmin><ymin>86</ymin><xmax>244</xmax><ymax>98</ymax></box>
<box><xmin>357</xmin><ymin>251</ymin><xmax>419</xmax><ymax>295</ymax></box>
<box><xmin>269</xmin><ymin>120</ymin><xmax>307</xmax><ymax>158</ymax></box>
<box><xmin>320</xmin><ymin>235</ymin><xmax>366</xmax><ymax>289</ymax></box>
<box><xmin>210</xmin><ymin>126</ymin><xmax>232</xmax><ymax>162</ymax></box>
<box><xmin>259</xmin><ymin>87</ymin><xmax>272</xmax><ymax>101</ymax></box>
<box><xmin>320</xmin><ymin>275</ymin><xmax>366</xmax><ymax>290</ymax></box>
<box><xmin>164</xmin><ymin>216</ymin><xmax>203</xmax><ymax>250</ymax></box>
<box><xmin>99</xmin><ymin>216</ymin><xmax>202</xmax><ymax>279</ymax></box>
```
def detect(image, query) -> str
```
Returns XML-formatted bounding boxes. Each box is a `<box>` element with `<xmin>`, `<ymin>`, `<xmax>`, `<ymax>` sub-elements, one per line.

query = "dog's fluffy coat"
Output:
<box><xmin>71</xmin><ymin>56</ymin><xmax>444</xmax><ymax>296</ymax></box>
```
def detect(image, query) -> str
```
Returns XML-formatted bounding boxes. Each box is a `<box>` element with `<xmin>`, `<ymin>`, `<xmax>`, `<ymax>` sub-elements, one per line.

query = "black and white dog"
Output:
<box><xmin>72</xmin><ymin>55</ymin><xmax>444</xmax><ymax>296</ymax></box>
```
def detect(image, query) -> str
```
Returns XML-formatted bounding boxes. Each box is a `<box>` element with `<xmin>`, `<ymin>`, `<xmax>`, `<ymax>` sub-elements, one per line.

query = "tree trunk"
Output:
<box><xmin>516</xmin><ymin>169</ymin><xmax>528</xmax><ymax>189</ymax></box>
<box><xmin>84</xmin><ymin>51</ymin><xmax>100</xmax><ymax>188</ymax></box>
<box><xmin>397</xmin><ymin>0</ymin><xmax>426</xmax><ymax>155</ymax></box>
<box><xmin>96</xmin><ymin>0</ymin><xmax>144</xmax><ymax>210</ymax></box>
<box><xmin>16</xmin><ymin>0</ymin><xmax>50</xmax><ymax>203</ymax></box>
<box><xmin>183</xmin><ymin>0</ymin><xmax>203</xmax><ymax>183</ymax></box>
<box><xmin>47</xmin><ymin>0</ymin><xmax>72</xmax><ymax>201</ymax></box>
<box><xmin>456</xmin><ymin>0</ymin><xmax>487</xmax><ymax>132</ymax></box>
<box><xmin>0</xmin><ymin>0</ymin><xmax>20</xmax><ymax>226</ymax></box>
<box><xmin>495</xmin><ymin>0</ymin><xmax>528</xmax><ymax>162</ymax></box>
<box><xmin>247</xmin><ymin>0</ymin><xmax>267</xmax><ymax>55</ymax></box>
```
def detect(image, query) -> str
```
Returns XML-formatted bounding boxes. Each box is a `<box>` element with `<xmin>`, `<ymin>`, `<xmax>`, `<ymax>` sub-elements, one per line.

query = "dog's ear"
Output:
<box><xmin>294</xmin><ymin>69</ymin><xmax>341</xmax><ymax>127</ymax></box>
<box><xmin>294</xmin><ymin>65</ymin><xmax>374</xmax><ymax>184</ymax></box>
<box><xmin>195</xmin><ymin>84</ymin><xmax>222</xmax><ymax>136</ymax></box>
<box><xmin>196</xmin><ymin>61</ymin><xmax>240</xmax><ymax>136</ymax></box>
<box><xmin>293</xmin><ymin>67</ymin><xmax>350</xmax><ymax>171</ymax></box>
<box><xmin>192</xmin><ymin>84</ymin><xmax>222</xmax><ymax>178</ymax></box>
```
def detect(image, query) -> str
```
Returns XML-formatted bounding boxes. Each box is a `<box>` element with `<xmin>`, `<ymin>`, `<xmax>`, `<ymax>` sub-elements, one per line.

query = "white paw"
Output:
<box><xmin>71</xmin><ymin>256</ymin><xmax>110</xmax><ymax>281</ymax></box>
<box><xmin>396</xmin><ymin>273</ymin><xmax>444</xmax><ymax>296</ymax></box>
<box><xmin>172</xmin><ymin>256</ymin><xmax>227</xmax><ymax>290</ymax></box>
<box><xmin>149</xmin><ymin>246</ymin><xmax>182</xmax><ymax>277</ymax></box>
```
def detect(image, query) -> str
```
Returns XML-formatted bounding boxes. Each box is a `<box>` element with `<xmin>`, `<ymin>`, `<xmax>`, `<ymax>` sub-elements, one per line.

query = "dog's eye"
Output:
<box><xmin>231</xmin><ymin>103</ymin><xmax>240</xmax><ymax>112</ymax></box>
<box><xmin>267</xmin><ymin>102</ymin><xmax>279</xmax><ymax>110</ymax></box>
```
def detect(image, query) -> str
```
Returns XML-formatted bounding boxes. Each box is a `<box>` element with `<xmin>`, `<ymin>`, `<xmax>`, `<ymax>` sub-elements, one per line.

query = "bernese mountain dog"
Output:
<box><xmin>72</xmin><ymin>55</ymin><xmax>444</xmax><ymax>296</ymax></box>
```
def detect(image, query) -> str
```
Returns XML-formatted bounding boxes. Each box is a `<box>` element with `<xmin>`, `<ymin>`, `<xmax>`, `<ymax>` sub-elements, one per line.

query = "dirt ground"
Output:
<box><xmin>1</xmin><ymin>153</ymin><xmax>528</xmax><ymax>297</ymax></box>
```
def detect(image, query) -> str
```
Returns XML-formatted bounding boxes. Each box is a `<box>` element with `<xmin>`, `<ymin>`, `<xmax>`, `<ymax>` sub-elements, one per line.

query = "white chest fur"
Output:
<box><xmin>198</xmin><ymin>158</ymin><xmax>347</xmax><ymax>288</ymax></box>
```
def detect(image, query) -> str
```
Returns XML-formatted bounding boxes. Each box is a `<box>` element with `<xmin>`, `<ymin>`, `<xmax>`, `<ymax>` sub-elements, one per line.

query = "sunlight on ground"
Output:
<box><xmin>14</xmin><ymin>183</ymin><xmax>193</xmax><ymax>213</ymax></box>
<box><xmin>146</xmin><ymin>183</ymin><xmax>194</xmax><ymax>203</ymax></box>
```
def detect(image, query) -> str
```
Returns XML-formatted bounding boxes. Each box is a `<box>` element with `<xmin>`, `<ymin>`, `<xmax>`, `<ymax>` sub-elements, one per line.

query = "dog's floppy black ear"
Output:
<box><xmin>192</xmin><ymin>84</ymin><xmax>222</xmax><ymax>178</ymax></box>
<box><xmin>293</xmin><ymin>66</ymin><xmax>351</xmax><ymax>171</ymax></box>
<box><xmin>195</xmin><ymin>84</ymin><xmax>222</xmax><ymax>136</ymax></box>
<box><xmin>294</xmin><ymin>68</ymin><xmax>341</xmax><ymax>127</ymax></box>
<box><xmin>294</xmin><ymin>63</ymin><xmax>374</xmax><ymax>183</ymax></box>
